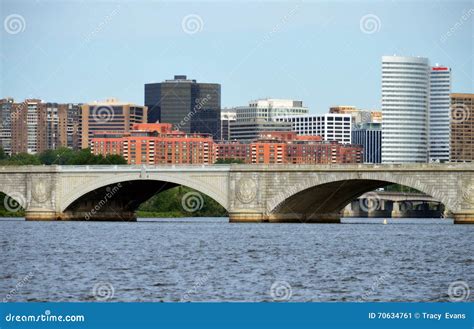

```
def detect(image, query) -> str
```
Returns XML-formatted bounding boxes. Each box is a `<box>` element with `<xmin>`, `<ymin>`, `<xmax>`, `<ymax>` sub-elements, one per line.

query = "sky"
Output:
<box><xmin>1</xmin><ymin>0</ymin><xmax>473</xmax><ymax>115</ymax></box>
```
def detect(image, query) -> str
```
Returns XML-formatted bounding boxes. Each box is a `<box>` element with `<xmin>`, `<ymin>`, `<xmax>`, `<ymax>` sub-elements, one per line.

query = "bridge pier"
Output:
<box><xmin>25</xmin><ymin>210</ymin><xmax>136</xmax><ymax>221</ymax></box>
<box><xmin>25</xmin><ymin>210</ymin><xmax>60</xmax><ymax>221</ymax></box>
<box><xmin>60</xmin><ymin>211</ymin><xmax>136</xmax><ymax>221</ymax></box>
<box><xmin>452</xmin><ymin>211</ymin><xmax>474</xmax><ymax>224</ymax></box>
<box><xmin>342</xmin><ymin>203</ymin><xmax>354</xmax><ymax>217</ymax></box>
<box><xmin>228</xmin><ymin>212</ymin><xmax>266</xmax><ymax>223</ymax></box>
<box><xmin>229</xmin><ymin>212</ymin><xmax>341</xmax><ymax>224</ymax></box>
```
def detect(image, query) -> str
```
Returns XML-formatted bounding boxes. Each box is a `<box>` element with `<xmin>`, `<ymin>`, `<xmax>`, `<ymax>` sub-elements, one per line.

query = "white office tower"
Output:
<box><xmin>381</xmin><ymin>56</ymin><xmax>430</xmax><ymax>163</ymax></box>
<box><xmin>274</xmin><ymin>114</ymin><xmax>352</xmax><ymax>144</ymax></box>
<box><xmin>429</xmin><ymin>65</ymin><xmax>451</xmax><ymax>162</ymax></box>
<box><xmin>234</xmin><ymin>98</ymin><xmax>308</xmax><ymax>122</ymax></box>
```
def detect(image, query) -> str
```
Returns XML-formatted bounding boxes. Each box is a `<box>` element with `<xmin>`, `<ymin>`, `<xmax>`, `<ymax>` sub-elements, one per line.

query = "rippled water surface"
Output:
<box><xmin>0</xmin><ymin>218</ymin><xmax>472</xmax><ymax>302</ymax></box>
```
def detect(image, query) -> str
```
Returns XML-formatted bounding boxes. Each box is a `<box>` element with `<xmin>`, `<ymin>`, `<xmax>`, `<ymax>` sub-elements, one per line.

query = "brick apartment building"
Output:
<box><xmin>450</xmin><ymin>93</ymin><xmax>474</xmax><ymax>162</ymax></box>
<box><xmin>91</xmin><ymin>123</ymin><xmax>215</xmax><ymax>165</ymax></box>
<box><xmin>92</xmin><ymin>126</ymin><xmax>362</xmax><ymax>165</ymax></box>
<box><xmin>217</xmin><ymin>131</ymin><xmax>363</xmax><ymax>164</ymax></box>
<box><xmin>1</xmin><ymin>99</ymin><xmax>82</xmax><ymax>154</ymax></box>
<box><xmin>81</xmin><ymin>98</ymin><xmax>147</xmax><ymax>149</ymax></box>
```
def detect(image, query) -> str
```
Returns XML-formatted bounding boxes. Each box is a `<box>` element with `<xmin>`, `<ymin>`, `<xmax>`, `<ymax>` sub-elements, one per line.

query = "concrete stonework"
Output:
<box><xmin>0</xmin><ymin>164</ymin><xmax>473</xmax><ymax>224</ymax></box>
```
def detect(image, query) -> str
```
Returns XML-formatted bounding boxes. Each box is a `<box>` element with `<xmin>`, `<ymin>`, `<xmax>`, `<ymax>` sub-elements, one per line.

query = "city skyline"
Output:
<box><xmin>1</xmin><ymin>1</ymin><xmax>473</xmax><ymax>114</ymax></box>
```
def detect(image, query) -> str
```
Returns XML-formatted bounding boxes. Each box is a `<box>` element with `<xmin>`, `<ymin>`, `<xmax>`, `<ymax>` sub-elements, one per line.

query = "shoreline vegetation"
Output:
<box><xmin>0</xmin><ymin>147</ymin><xmax>244</xmax><ymax>166</ymax></box>
<box><xmin>0</xmin><ymin>147</ymin><xmax>127</xmax><ymax>166</ymax></box>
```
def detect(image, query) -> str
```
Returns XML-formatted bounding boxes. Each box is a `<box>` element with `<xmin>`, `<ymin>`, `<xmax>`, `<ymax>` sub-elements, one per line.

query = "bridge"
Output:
<box><xmin>344</xmin><ymin>191</ymin><xmax>444</xmax><ymax>218</ymax></box>
<box><xmin>0</xmin><ymin>164</ymin><xmax>473</xmax><ymax>224</ymax></box>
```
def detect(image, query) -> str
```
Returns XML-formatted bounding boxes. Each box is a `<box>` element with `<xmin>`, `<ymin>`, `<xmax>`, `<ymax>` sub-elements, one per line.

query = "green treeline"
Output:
<box><xmin>214</xmin><ymin>158</ymin><xmax>244</xmax><ymax>164</ymax></box>
<box><xmin>0</xmin><ymin>148</ymin><xmax>248</xmax><ymax>166</ymax></box>
<box><xmin>0</xmin><ymin>147</ymin><xmax>127</xmax><ymax>165</ymax></box>
<box><xmin>384</xmin><ymin>184</ymin><xmax>421</xmax><ymax>193</ymax></box>
<box><xmin>138</xmin><ymin>186</ymin><xmax>227</xmax><ymax>218</ymax></box>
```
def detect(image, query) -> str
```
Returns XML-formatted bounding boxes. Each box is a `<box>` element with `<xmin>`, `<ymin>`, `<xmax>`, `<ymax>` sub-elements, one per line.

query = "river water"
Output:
<box><xmin>0</xmin><ymin>217</ymin><xmax>472</xmax><ymax>302</ymax></box>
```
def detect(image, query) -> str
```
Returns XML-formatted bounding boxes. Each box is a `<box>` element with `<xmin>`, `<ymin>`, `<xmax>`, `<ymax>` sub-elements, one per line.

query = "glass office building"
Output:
<box><xmin>429</xmin><ymin>65</ymin><xmax>451</xmax><ymax>162</ymax></box>
<box><xmin>144</xmin><ymin>75</ymin><xmax>221</xmax><ymax>140</ymax></box>
<box><xmin>381</xmin><ymin>56</ymin><xmax>430</xmax><ymax>163</ymax></box>
<box><xmin>352</xmin><ymin>122</ymin><xmax>382</xmax><ymax>163</ymax></box>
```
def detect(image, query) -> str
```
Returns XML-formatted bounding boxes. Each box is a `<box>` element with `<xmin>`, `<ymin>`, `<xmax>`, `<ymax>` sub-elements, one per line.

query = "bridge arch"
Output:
<box><xmin>60</xmin><ymin>174</ymin><xmax>228</xmax><ymax>220</ymax></box>
<box><xmin>267</xmin><ymin>175</ymin><xmax>454</xmax><ymax>217</ymax></box>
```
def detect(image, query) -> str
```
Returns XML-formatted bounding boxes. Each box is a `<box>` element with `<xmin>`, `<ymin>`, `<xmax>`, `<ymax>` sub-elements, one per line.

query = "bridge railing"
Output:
<box><xmin>0</xmin><ymin>163</ymin><xmax>473</xmax><ymax>173</ymax></box>
<box><xmin>56</xmin><ymin>164</ymin><xmax>232</xmax><ymax>172</ymax></box>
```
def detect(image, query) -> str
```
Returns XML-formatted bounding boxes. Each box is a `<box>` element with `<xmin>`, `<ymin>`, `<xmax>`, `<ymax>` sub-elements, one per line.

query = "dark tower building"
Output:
<box><xmin>144</xmin><ymin>75</ymin><xmax>221</xmax><ymax>139</ymax></box>
<box><xmin>352</xmin><ymin>122</ymin><xmax>382</xmax><ymax>163</ymax></box>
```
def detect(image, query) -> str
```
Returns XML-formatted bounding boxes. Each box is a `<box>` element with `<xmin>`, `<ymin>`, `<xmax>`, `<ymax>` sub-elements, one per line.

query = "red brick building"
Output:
<box><xmin>91</xmin><ymin>123</ymin><xmax>215</xmax><ymax>165</ymax></box>
<box><xmin>217</xmin><ymin>131</ymin><xmax>362</xmax><ymax>164</ymax></box>
<box><xmin>92</xmin><ymin>126</ymin><xmax>362</xmax><ymax>165</ymax></box>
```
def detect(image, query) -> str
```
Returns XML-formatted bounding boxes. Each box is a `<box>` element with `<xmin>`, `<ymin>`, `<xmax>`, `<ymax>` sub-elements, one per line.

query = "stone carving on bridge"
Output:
<box><xmin>236</xmin><ymin>177</ymin><xmax>258</xmax><ymax>204</ymax></box>
<box><xmin>461</xmin><ymin>179</ymin><xmax>474</xmax><ymax>205</ymax></box>
<box><xmin>31</xmin><ymin>177</ymin><xmax>52</xmax><ymax>203</ymax></box>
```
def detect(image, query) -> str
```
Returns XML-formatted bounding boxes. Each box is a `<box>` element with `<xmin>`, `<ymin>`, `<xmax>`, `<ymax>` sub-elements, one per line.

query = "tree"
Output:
<box><xmin>0</xmin><ymin>147</ymin><xmax>7</xmax><ymax>160</ymax></box>
<box><xmin>215</xmin><ymin>158</ymin><xmax>245</xmax><ymax>164</ymax></box>
<box><xmin>38</xmin><ymin>149</ymin><xmax>57</xmax><ymax>165</ymax></box>
<box><xmin>39</xmin><ymin>148</ymin><xmax>79</xmax><ymax>165</ymax></box>
<box><xmin>103</xmin><ymin>154</ymin><xmax>127</xmax><ymax>165</ymax></box>
<box><xmin>0</xmin><ymin>148</ymin><xmax>127</xmax><ymax>166</ymax></box>
<box><xmin>384</xmin><ymin>184</ymin><xmax>421</xmax><ymax>193</ymax></box>
<box><xmin>68</xmin><ymin>148</ymin><xmax>102</xmax><ymax>165</ymax></box>
<box><xmin>138</xmin><ymin>186</ymin><xmax>227</xmax><ymax>217</ymax></box>
<box><xmin>7</xmin><ymin>153</ymin><xmax>41</xmax><ymax>165</ymax></box>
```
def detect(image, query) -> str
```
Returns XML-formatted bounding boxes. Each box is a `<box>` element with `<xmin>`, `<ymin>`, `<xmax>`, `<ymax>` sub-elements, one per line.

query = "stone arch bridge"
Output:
<box><xmin>0</xmin><ymin>164</ymin><xmax>473</xmax><ymax>224</ymax></box>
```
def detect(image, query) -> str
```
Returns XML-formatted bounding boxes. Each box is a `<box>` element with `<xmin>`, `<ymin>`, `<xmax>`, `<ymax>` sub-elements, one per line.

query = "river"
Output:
<box><xmin>0</xmin><ymin>217</ymin><xmax>472</xmax><ymax>302</ymax></box>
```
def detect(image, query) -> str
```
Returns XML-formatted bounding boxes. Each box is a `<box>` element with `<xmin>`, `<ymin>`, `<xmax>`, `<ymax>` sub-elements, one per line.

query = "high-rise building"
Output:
<box><xmin>221</xmin><ymin>109</ymin><xmax>236</xmax><ymax>141</ymax></box>
<box><xmin>352</xmin><ymin>122</ymin><xmax>382</xmax><ymax>163</ymax></box>
<box><xmin>274</xmin><ymin>114</ymin><xmax>352</xmax><ymax>144</ymax></box>
<box><xmin>42</xmin><ymin>103</ymin><xmax>68</xmax><ymax>152</ymax></box>
<box><xmin>8</xmin><ymin>99</ymin><xmax>83</xmax><ymax>154</ymax></box>
<box><xmin>228</xmin><ymin>98</ymin><xmax>308</xmax><ymax>142</ymax></box>
<box><xmin>0</xmin><ymin>98</ymin><xmax>14</xmax><ymax>155</ymax></box>
<box><xmin>144</xmin><ymin>75</ymin><xmax>221</xmax><ymax>139</ymax></box>
<box><xmin>66</xmin><ymin>103</ymin><xmax>82</xmax><ymax>150</ymax></box>
<box><xmin>10</xmin><ymin>99</ymin><xmax>45</xmax><ymax>154</ymax></box>
<box><xmin>330</xmin><ymin>105</ymin><xmax>380</xmax><ymax>128</ymax></box>
<box><xmin>381</xmin><ymin>56</ymin><xmax>430</xmax><ymax>163</ymax></box>
<box><xmin>229</xmin><ymin>120</ymin><xmax>293</xmax><ymax>141</ymax></box>
<box><xmin>235</xmin><ymin>98</ymin><xmax>308</xmax><ymax>122</ymax></box>
<box><xmin>329</xmin><ymin>106</ymin><xmax>357</xmax><ymax>115</ymax></box>
<box><xmin>27</xmin><ymin>100</ymin><xmax>42</xmax><ymax>154</ymax></box>
<box><xmin>81</xmin><ymin>98</ymin><xmax>147</xmax><ymax>149</ymax></box>
<box><xmin>10</xmin><ymin>101</ymin><xmax>28</xmax><ymax>154</ymax></box>
<box><xmin>429</xmin><ymin>65</ymin><xmax>451</xmax><ymax>162</ymax></box>
<box><xmin>450</xmin><ymin>93</ymin><xmax>474</xmax><ymax>162</ymax></box>
<box><xmin>371</xmin><ymin>111</ymin><xmax>382</xmax><ymax>123</ymax></box>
